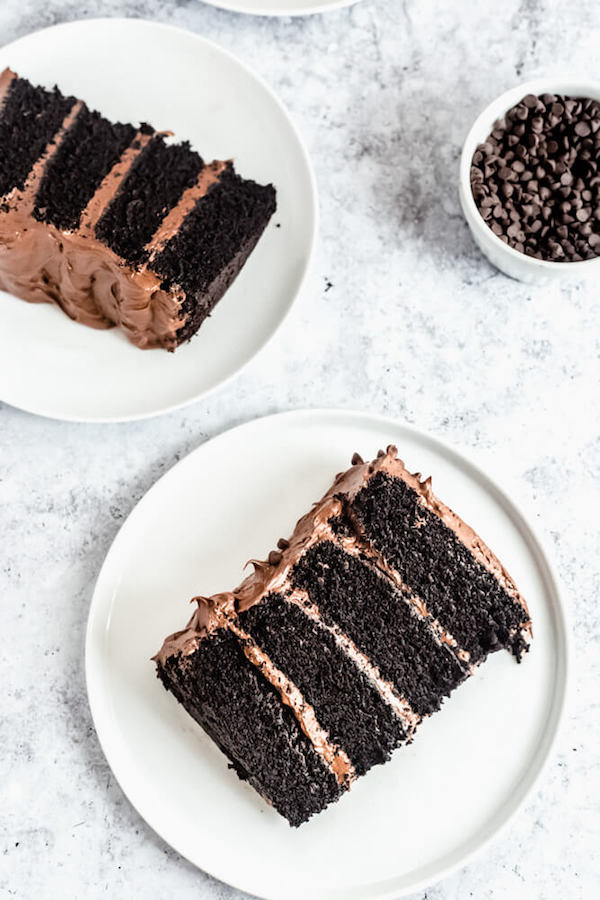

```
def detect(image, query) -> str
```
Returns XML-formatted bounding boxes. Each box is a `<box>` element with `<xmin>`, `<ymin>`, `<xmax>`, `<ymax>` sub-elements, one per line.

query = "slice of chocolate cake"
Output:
<box><xmin>0</xmin><ymin>69</ymin><xmax>276</xmax><ymax>350</ymax></box>
<box><xmin>154</xmin><ymin>447</ymin><xmax>532</xmax><ymax>826</ymax></box>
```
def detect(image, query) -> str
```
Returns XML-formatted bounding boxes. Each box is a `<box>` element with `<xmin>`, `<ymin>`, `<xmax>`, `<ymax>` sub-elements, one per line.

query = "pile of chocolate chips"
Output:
<box><xmin>470</xmin><ymin>93</ymin><xmax>600</xmax><ymax>261</ymax></box>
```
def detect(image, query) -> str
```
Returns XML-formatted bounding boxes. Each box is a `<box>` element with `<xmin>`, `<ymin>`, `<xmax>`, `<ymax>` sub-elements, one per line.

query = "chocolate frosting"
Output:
<box><xmin>0</xmin><ymin>67</ymin><xmax>16</xmax><ymax>106</ymax></box>
<box><xmin>0</xmin><ymin>69</ymin><xmax>228</xmax><ymax>350</ymax></box>
<box><xmin>153</xmin><ymin>493</ymin><xmax>345</xmax><ymax>665</ymax></box>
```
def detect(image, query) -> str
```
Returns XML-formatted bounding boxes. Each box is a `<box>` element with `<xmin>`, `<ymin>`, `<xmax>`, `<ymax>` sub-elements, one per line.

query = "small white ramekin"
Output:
<box><xmin>459</xmin><ymin>78</ymin><xmax>600</xmax><ymax>284</ymax></box>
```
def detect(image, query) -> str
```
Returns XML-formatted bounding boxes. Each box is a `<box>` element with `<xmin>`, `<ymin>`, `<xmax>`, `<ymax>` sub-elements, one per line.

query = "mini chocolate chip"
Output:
<box><xmin>523</xmin><ymin>94</ymin><xmax>539</xmax><ymax>108</ymax></box>
<box><xmin>530</xmin><ymin>116</ymin><xmax>544</xmax><ymax>133</ymax></box>
<box><xmin>498</xmin><ymin>166</ymin><xmax>515</xmax><ymax>181</ymax></box>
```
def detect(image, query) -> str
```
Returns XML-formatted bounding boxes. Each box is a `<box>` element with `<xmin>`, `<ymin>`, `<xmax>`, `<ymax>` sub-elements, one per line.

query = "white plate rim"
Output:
<box><xmin>85</xmin><ymin>408</ymin><xmax>570</xmax><ymax>899</ymax></box>
<box><xmin>0</xmin><ymin>19</ymin><xmax>318</xmax><ymax>424</ymax></box>
<box><xmin>197</xmin><ymin>0</ymin><xmax>360</xmax><ymax>18</ymax></box>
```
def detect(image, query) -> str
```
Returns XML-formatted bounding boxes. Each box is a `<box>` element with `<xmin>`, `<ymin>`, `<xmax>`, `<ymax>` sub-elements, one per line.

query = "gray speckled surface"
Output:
<box><xmin>1</xmin><ymin>1</ymin><xmax>599</xmax><ymax>897</ymax></box>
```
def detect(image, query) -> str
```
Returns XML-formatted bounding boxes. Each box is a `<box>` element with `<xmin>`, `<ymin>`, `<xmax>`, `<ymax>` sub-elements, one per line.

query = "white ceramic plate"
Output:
<box><xmin>198</xmin><ymin>0</ymin><xmax>360</xmax><ymax>17</ymax></box>
<box><xmin>0</xmin><ymin>20</ymin><xmax>316</xmax><ymax>422</ymax></box>
<box><xmin>86</xmin><ymin>409</ymin><xmax>568</xmax><ymax>899</ymax></box>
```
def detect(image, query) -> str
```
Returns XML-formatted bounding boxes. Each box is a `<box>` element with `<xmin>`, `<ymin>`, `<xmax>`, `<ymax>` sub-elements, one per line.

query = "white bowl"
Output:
<box><xmin>459</xmin><ymin>79</ymin><xmax>600</xmax><ymax>284</ymax></box>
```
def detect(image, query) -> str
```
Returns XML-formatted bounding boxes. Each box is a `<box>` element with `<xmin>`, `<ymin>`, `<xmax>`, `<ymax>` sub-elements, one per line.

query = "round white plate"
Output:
<box><xmin>198</xmin><ymin>0</ymin><xmax>360</xmax><ymax>17</ymax></box>
<box><xmin>0</xmin><ymin>20</ymin><xmax>316</xmax><ymax>422</ymax></box>
<box><xmin>86</xmin><ymin>409</ymin><xmax>568</xmax><ymax>899</ymax></box>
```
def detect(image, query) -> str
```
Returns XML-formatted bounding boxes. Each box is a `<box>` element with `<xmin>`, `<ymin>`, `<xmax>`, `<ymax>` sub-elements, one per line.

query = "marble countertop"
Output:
<box><xmin>1</xmin><ymin>0</ymin><xmax>598</xmax><ymax>897</ymax></box>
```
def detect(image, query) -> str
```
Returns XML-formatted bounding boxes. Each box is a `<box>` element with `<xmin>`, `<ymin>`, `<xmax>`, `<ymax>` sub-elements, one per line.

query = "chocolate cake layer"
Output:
<box><xmin>349</xmin><ymin>471</ymin><xmax>529</xmax><ymax>662</ymax></box>
<box><xmin>0</xmin><ymin>73</ymin><xmax>75</xmax><ymax>196</ymax></box>
<box><xmin>240</xmin><ymin>592</ymin><xmax>407</xmax><ymax>776</ymax></box>
<box><xmin>155</xmin><ymin>447</ymin><xmax>532</xmax><ymax>827</ymax></box>
<box><xmin>0</xmin><ymin>68</ymin><xmax>277</xmax><ymax>350</ymax></box>
<box><xmin>33</xmin><ymin>106</ymin><xmax>136</xmax><ymax>230</ymax></box>
<box><xmin>154</xmin><ymin>167</ymin><xmax>276</xmax><ymax>344</ymax></box>
<box><xmin>157</xmin><ymin>628</ymin><xmax>343</xmax><ymax>827</ymax></box>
